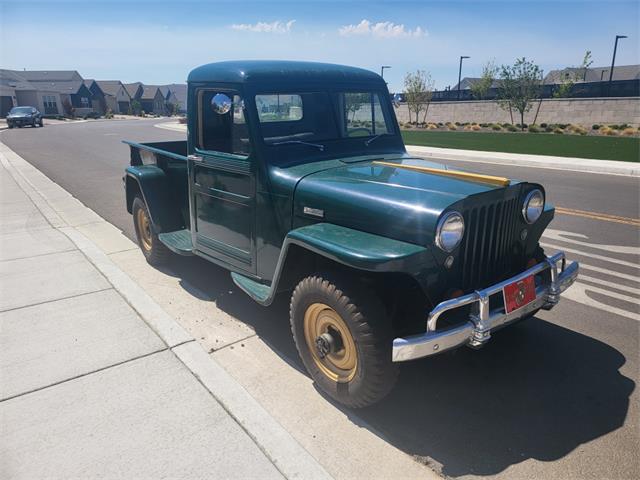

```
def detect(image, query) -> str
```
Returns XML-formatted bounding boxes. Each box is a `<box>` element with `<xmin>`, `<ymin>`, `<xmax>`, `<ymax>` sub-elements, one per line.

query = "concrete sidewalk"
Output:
<box><xmin>0</xmin><ymin>143</ymin><xmax>330</xmax><ymax>479</ymax></box>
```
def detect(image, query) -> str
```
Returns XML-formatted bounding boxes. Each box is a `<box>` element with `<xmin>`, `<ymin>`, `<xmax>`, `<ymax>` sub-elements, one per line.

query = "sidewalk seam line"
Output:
<box><xmin>0</xmin><ymin>247</ymin><xmax>77</xmax><ymax>263</ymax></box>
<box><xmin>0</xmin><ymin>347</ymin><xmax>169</xmax><ymax>403</ymax></box>
<box><xmin>208</xmin><ymin>332</ymin><xmax>257</xmax><ymax>352</ymax></box>
<box><xmin>0</xmin><ymin>287</ymin><xmax>114</xmax><ymax>314</ymax></box>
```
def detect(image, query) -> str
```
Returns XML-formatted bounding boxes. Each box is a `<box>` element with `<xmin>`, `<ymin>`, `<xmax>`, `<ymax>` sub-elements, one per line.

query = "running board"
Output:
<box><xmin>231</xmin><ymin>272</ymin><xmax>272</xmax><ymax>305</ymax></box>
<box><xmin>158</xmin><ymin>229</ymin><xmax>194</xmax><ymax>256</ymax></box>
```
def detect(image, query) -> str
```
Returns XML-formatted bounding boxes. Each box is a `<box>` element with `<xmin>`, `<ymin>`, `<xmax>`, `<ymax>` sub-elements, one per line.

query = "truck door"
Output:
<box><xmin>188</xmin><ymin>89</ymin><xmax>256</xmax><ymax>273</ymax></box>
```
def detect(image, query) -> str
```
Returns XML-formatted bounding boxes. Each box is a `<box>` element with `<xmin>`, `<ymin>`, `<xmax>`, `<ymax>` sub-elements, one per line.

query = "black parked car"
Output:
<box><xmin>6</xmin><ymin>106</ymin><xmax>44</xmax><ymax>128</ymax></box>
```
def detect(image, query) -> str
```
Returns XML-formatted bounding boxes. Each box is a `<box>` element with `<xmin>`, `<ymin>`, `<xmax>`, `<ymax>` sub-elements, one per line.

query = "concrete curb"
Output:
<box><xmin>0</xmin><ymin>140</ymin><xmax>332</xmax><ymax>480</ymax></box>
<box><xmin>406</xmin><ymin>144</ymin><xmax>640</xmax><ymax>177</ymax></box>
<box><xmin>155</xmin><ymin>121</ymin><xmax>186</xmax><ymax>132</ymax></box>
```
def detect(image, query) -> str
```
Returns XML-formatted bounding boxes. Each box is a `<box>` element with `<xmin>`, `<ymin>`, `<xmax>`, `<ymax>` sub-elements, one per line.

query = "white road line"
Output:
<box><xmin>580</xmin><ymin>263</ymin><xmax>640</xmax><ymax>283</ymax></box>
<box><xmin>543</xmin><ymin>229</ymin><xmax>640</xmax><ymax>255</ymax></box>
<box><xmin>541</xmin><ymin>242</ymin><xmax>639</xmax><ymax>269</ymax></box>
<box><xmin>563</xmin><ymin>282</ymin><xmax>640</xmax><ymax>322</ymax></box>
<box><xmin>578</xmin><ymin>275</ymin><xmax>640</xmax><ymax>297</ymax></box>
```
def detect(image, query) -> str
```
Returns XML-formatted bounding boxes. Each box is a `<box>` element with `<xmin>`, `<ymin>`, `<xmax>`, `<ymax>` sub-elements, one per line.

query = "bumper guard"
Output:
<box><xmin>392</xmin><ymin>252</ymin><xmax>579</xmax><ymax>362</ymax></box>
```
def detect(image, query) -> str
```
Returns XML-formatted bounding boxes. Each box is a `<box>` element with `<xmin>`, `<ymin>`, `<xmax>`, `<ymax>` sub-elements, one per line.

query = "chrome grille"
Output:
<box><xmin>460</xmin><ymin>197</ymin><xmax>522</xmax><ymax>290</ymax></box>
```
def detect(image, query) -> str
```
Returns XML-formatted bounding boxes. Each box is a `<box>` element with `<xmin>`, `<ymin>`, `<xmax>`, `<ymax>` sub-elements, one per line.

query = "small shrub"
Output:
<box><xmin>516</xmin><ymin>123</ymin><xmax>528</xmax><ymax>129</ymax></box>
<box><xmin>479</xmin><ymin>123</ymin><xmax>489</xmax><ymax>128</ymax></box>
<box><xmin>455</xmin><ymin>121</ymin><xmax>461</xmax><ymax>126</ymax></box>
<box><xmin>104</xmin><ymin>109</ymin><xmax>114</xmax><ymax>119</ymax></box>
<box><xmin>592</xmin><ymin>124</ymin><xmax>600</xmax><ymax>130</ymax></box>
<box><xmin>507</xmin><ymin>125</ymin><xmax>518</xmax><ymax>132</ymax></box>
<box><xmin>553</xmin><ymin>127</ymin><xmax>564</xmax><ymax>134</ymax></box>
<box><xmin>528</xmin><ymin>125</ymin><xmax>540</xmax><ymax>133</ymax></box>
<box><xmin>540</xmin><ymin>123</ymin><xmax>548</xmax><ymax>128</ymax></box>
<box><xmin>573</xmin><ymin>126</ymin><xmax>588</xmax><ymax>135</ymax></box>
<box><xmin>601</xmin><ymin>127</ymin><xmax>618</xmax><ymax>136</ymax></box>
<box><xmin>447</xmin><ymin>123</ymin><xmax>457</xmax><ymax>130</ymax></box>
<box><xmin>558</xmin><ymin>123</ymin><xmax>569</xmax><ymax>129</ymax></box>
<box><xmin>427</xmin><ymin>123</ymin><xmax>438</xmax><ymax>130</ymax></box>
<box><xmin>437</xmin><ymin>122</ymin><xmax>444</xmax><ymax>127</ymax></box>
<box><xmin>471</xmin><ymin>124</ymin><xmax>481</xmax><ymax>131</ymax></box>
<box><xmin>491</xmin><ymin>124</ymin><xmax>502</xmax><ymax>131</ymax></box>
<box><xmin>502</xmin><ymin>122</ymin><xmax>511</xmax><ymax>128</ymax></box>
<box><xmin>545</xmin><ymin>126</ymin><xmax>554</xmax><ymax>132</ymax></box>
<box><xmin>622</xmin><ymin>127</ymin><xmax>636</xmax><ymax>136</ymax></box>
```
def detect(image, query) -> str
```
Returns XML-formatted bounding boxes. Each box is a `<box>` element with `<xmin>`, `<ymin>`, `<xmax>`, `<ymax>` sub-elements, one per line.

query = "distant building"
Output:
<box><xmin>0</xmin><ymin>69</ymin><xmax>67</xmax><ymax>117</ymax></box>
<box><xmin>83</xmin><ymin>79</ymin><xmax>106</xmax><ymax>114</ymax></box>
<box><xmin>160</xmin><ymin>83</ymin><xmax>186</xmax><ymax>113</ymax></box>
<box><xmin>16</xmin><ymin>70</ymin><xmax>94</xmax><ymax>116</ymax></box>
<box><xmin>96</xmin><ymin>80</ymin><xmax>132</xmax><ymax>114</ymax></box>
<box><xmin>544</xmin><ymin>64</ymin><xmax>640</xmax><ymax>84</ymax></box>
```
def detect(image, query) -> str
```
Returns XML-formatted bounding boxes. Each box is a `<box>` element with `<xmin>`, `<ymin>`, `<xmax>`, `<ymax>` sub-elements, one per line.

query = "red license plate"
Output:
<box><xmin>503</xmin><ymin>275</ymin><xmax>536</xmax><ymax>313</ymax></box>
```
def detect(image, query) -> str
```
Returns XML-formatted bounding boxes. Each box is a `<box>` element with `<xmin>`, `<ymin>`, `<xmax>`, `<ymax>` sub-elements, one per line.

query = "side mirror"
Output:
<box><xmin>211</xmin><ymin>93</ymin><xmax>232</xmax><ymax>115</ymax></box>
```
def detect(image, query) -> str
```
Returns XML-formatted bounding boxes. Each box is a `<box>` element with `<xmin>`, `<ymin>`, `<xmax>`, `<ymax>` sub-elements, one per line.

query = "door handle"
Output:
<box><xmin>188</xmin><ymin>154</ymin><xmax>204</xmax><ymax>163</ymax></box>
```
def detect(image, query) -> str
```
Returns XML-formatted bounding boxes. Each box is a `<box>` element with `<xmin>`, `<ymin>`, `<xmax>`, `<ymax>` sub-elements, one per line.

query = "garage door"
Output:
<box><xmin>1</xmin><ymin>96</ymin><xmax>14</xmax><ymax>117</ymax></box>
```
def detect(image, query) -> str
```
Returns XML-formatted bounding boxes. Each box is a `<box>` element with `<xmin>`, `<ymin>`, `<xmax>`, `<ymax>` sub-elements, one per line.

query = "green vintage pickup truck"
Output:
<box><xmin>124</xmin><ymin>61</ymin><xmax>578</xmax><ymax>407</ymax></box>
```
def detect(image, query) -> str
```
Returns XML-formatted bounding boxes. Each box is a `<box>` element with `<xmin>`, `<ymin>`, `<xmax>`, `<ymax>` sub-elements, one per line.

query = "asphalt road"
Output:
<box><xmin>2</xmin><ymin>119</ymin><xmax>638</xmax><ymax>479</ymax></box>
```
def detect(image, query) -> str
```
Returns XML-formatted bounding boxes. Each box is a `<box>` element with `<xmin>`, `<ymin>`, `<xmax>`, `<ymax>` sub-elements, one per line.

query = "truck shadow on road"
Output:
<box><xmin>166</xmin><ymin>256</ymin><xmax>635</xmax><ymax>478</ymax></box>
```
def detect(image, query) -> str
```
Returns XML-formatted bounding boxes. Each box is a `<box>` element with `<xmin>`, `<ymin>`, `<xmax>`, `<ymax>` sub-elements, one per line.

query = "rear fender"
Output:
<box><xmin>125</xmin><ymin>165</ymin><xmax>183</xmax><ymax>233</ymax></box>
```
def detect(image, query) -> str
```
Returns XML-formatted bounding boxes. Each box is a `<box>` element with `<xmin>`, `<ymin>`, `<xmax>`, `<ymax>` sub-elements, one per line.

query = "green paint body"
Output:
<box><xmin>124</xmin><ymin>61</ymin><xmax>553</xmax><ymax>307</ymax></box>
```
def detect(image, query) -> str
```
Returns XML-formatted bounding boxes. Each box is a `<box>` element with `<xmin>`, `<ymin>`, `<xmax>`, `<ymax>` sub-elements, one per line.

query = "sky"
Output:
<box><xmin>1</xmin><ymin>0</ymin><xmax>638</xmax><ymax>92</ymax></box>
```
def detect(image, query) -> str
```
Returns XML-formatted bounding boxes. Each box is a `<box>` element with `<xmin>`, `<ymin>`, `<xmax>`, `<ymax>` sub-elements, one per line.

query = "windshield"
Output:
<box><xmin>10</xmin><ymin>107</ymin><xmax>33</xmax><ymax>114</ymax></box>
<box><xmin>255</xmin><ymin>91</ymin><xmax>394</xmax><ymax>147</ymax></box>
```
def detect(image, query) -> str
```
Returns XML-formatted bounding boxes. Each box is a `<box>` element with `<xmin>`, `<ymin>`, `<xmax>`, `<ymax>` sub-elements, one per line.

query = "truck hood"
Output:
<box><xmin>294</xmin><ymin>157</ymin><xmax>518</xmax><ymax>246</ymax></box>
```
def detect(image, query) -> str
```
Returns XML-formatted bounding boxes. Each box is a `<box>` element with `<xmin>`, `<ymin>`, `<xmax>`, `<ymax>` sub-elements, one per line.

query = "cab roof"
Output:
<box><xmin>187</xmin><ymin>60</ymin><xmax>384</xmax><ymax>86</ymax></box>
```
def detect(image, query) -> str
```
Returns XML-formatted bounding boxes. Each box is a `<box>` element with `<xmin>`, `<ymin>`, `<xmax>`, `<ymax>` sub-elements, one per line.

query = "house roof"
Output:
<box><xmin>140</xmin><ymin>85</ymin><xmax>162</xmax><ymax>100</ymax></box>
<box><xmin>19</xmin><ymin>70</ymin><xmax>83</xmax><ymax>83</ymax></box>
<box><xmin>188</xmin><ymin>60</ymin><xmax>382</xmax><ymax>86</ymax></box>
<box><xmin>544</xmin><ymin>65</ymin><xmax>640</xmax><ymax>84</ymax></box>
<box><xmin>452</xmin><ymin>77</ymin><xmax>502</xmax><ymax>91</ymax></box>
<box><xmin>159</xmin><ymin>83</ymin><xmax>187</xmax><ymax>105</ymax></box>
<box><xmin>96</xmin><ymin>80</ymin><xmax>127</xmax><ymax>97</ymax></box>
<box><xmin>124</xmin><ymin>82</ymin><xmax>142</xmax><ymax>98</ymax></box>
<box><xmin>34</xmin><ymin>80</ymin><xmax>87</xmax><ymax>95</ymax></box>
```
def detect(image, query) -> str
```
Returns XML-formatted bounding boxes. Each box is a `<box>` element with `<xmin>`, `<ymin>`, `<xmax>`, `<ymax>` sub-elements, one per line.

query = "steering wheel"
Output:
<box><xmin>347</xmin><ymin>127</ymin><xmax>373</xmax><ymax>137</ymax></box>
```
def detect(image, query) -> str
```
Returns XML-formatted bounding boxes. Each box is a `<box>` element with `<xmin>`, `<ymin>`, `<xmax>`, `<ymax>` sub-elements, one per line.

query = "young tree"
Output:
<box><xmin>498</xmin><ymin>58</ymin><xmax>543</xmax><ymax>129</ymax></box>
<box><xmin>553</xmin><ymin>50</ymin><xmax>593</xmax><ymax>98</ymax></box>
<box><xmin>471</xmin><ymin>61</ymin><xmax>498</xmax><ymax>100</ymax></box>
<box><xmin>403</xmin><ymin>70</ymin><xmax>435</xmax><ymax>125</ymax></box>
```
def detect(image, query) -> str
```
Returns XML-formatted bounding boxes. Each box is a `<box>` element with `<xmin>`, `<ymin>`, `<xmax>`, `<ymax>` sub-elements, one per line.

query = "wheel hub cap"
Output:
<box><xmin>303</xmin><ymin>303</ymin><xmax>358</xmax><ymax>383</ymax></box>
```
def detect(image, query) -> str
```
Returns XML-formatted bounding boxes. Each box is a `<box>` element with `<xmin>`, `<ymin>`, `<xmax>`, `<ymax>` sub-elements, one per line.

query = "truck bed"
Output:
<box><xmin>123</xmin><ymin>140</ymin><xmax>188</xmax><ymax>165</ymax></box>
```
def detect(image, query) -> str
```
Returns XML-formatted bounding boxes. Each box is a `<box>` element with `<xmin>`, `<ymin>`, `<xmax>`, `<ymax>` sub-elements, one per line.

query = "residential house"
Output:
<box><xmin>17</xmin><ymin>70</ymin><xmax>94</xmax><ymax>116</ymax></box>
<box><xmin>162</xmin><ymin>83</ymin><xmax>187</xmax><ymax>113</ymax></box>
<box><xmin>0</xmin><ymin>69</ymin><xmax>64</xmax><ymax>117</ymax></box>
<box><xmin>123</xmin><ymin>82</ymin><xmax>143</xmax><ymax>113</ymax></box>
<box><xmin>139</xmin><ymin>85</ymin><xmax>165</xmax><ymax>115</ymax></box>
<box><xmin>96</xmin><ymin>80</ymin><xmax>131</xmax><ymax>114</ymax></box>
<box><xmin>544</xmin><ymin>64</ymin><xmax>640</xmax><ymax>84</ymax></box>
<box><xmin>84</xmin><ymin>79</ymin><xmax>106</xmax><ymax>114</ymax></box>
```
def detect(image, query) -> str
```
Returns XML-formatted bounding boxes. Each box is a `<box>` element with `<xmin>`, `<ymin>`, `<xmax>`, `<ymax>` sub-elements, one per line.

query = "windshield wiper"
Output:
<box><xmin>364</xmin><ymin>134</ymin><xmax>384</xmax><ymax>146</ymax></box>
<box><xmin>271</xmin><ymin>140</ymin><xmax>325</xmax><ymax>151</ymax></box>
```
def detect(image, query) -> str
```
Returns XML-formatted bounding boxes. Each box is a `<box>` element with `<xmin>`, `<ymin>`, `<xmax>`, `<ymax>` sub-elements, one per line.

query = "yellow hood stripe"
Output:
<box><xmin>372</xmin><ymin>161</ymin><xmax>511</xmax><ymax>187</ymax></box>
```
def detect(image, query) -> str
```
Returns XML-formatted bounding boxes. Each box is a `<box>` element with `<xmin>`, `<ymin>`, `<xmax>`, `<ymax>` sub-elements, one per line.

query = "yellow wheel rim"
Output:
<box><xmin>303</xmin><ymin>303</ymin><xmax>358</xmax><ymax>383</ymax></box>
<box><xmin>136</xmin><ymin>207</ymin><xmax>153</xmax><ymax>252</ymax></box>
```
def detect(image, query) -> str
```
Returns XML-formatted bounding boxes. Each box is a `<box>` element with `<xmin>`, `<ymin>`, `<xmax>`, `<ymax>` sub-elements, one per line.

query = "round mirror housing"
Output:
<box><xmin>211</xmin><ymin>93</ymin><xmax>232</xmax><ymax>114</ymax></box>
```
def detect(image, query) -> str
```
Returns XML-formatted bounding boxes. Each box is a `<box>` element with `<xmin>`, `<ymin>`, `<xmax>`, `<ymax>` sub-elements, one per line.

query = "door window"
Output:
<box><xmin>198</xmin><ymin>91</ymin><xmax>249</xmax><ymax>156</ymax></box>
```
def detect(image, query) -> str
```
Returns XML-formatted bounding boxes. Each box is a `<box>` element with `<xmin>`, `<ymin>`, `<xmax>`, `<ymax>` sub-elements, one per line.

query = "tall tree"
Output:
<box><xmin>403</xmin><ymin>70</ymin><xmax>434</xmax><ymax>125</ymax></box>
<box><xmin>498</xmin><ymin>58</ymin><xmax>543</xmax><ymax>129</ymax></box>
<box><xmin>471</xmin><ymin>61</ymin><xmax>498</xmax><ymax>100</ymax></box>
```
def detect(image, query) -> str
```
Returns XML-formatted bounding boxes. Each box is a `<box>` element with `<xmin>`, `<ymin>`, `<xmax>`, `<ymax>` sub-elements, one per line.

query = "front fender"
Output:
<box><xmin>125</xmin><ymin>165</ymin><xmax>183</xmax><ymax>233</ymax></box>
<box><xmin>232</xmin><ymin>223</ymin><xmax>435</xmax><ymax>305</ymax></box>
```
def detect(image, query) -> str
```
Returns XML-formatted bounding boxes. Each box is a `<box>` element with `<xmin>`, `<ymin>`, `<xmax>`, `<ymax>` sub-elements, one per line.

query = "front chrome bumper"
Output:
<box><xmin>392</xmin><ymin>252</ymin><xmax>579</xmax><ymax>362</ymax></box>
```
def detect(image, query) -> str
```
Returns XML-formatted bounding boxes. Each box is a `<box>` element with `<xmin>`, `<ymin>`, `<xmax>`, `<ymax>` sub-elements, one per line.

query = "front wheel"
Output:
<box><xmin>132</xmin><ymin>195</ymin><xmax>171</xmax><ymax>265</ymax></box>
<box><xmin>39</xmin><ymin>118</ymin><xmax>44</xmax><ymax>127</ymax></box>
<box><xmin>290</xmin><ymin>273</ymin><xmax>398</xmax><ymax>408</ymax></box>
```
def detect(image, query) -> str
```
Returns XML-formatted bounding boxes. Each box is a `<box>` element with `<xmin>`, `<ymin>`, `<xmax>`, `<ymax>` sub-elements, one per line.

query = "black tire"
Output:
<box><xmin>8</xmin><ymin>124</ymin><xmax>13</xmax><ymax>129</ymax></box>
<box><xmin>290</xmin><ymin>273</ymin><xmax>399</xmax><ymax>408</ymax></box>
<box><xmin>39</xmin><ymin>118</ymin><xmax>44</xmax><ymax>127</ymax></box>
<box><xmin>132</xmin><ymin>195</ymin><xmax>171</xmax><ymax>266</ymax></box>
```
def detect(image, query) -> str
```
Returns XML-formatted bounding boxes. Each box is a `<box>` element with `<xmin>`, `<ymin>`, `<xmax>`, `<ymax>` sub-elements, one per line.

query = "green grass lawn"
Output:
<box><xmin>401</xmin><ymin>130</ymin><xmax>640</xmax><ymax>162</ymax></box>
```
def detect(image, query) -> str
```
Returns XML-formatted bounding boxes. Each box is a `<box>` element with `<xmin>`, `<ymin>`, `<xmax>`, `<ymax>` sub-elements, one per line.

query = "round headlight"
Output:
<box><xmin>522</xmin><ymin>189</ymin><xmax>544</xmax><ymax>224</ymax></box>
<box><xmin>436</xmin><ymin>211</ymin><xmax>465</xmax><ymax>252</ymax></box>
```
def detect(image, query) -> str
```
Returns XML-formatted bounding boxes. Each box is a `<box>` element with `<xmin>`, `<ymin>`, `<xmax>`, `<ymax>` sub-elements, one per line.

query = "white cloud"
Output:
<box><xmin>339</xmin><ymin>19</ymin><xmax>426</xmax><ymax>39</ymax></box>
<box><xmin>230</xmin><ymin>20</ymin><xmax>295</xmax><ymax>34</ymax></box>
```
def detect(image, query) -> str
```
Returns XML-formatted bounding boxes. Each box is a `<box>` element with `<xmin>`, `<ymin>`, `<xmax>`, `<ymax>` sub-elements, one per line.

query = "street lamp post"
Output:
<box><xmin>380</xmin><ymin>65</ymin><xmax>391</xmax><ymax>79</ymax></box>
<box><xmin>457</xmin><ymin>56</ymin><xmax>470</xmax><ymax>100</ymax></box>
<box><xmin>608</xmin><ymin>35</ymin><xmax>627</xmax><ymax>94</ymax></box>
